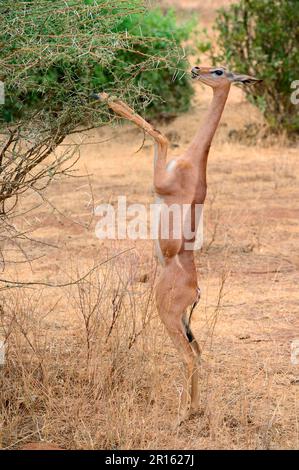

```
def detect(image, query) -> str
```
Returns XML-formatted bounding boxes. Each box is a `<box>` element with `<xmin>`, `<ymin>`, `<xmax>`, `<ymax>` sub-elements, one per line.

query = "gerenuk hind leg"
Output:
<box><xmin>155</xmin><ymin>256</ymin><xmax>201</xmax><ymax>421</ymax></box>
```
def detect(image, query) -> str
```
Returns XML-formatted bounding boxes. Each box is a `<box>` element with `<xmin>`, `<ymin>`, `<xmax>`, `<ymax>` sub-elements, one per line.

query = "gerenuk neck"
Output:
<box><xmin>185</xmin><ymin>86</ymin><xmax>230</xmax><ymax>174</ymax></box>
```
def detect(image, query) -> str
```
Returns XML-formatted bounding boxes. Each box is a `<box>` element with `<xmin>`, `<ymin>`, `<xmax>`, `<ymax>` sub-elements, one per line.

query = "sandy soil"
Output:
<box><xmin>1</xmin><ymin>0</ymin><xmax>298</xmax><ymax>450</ymax></box>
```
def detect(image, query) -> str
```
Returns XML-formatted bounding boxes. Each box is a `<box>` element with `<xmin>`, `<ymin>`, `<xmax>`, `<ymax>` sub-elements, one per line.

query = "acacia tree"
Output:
<box><xmin>0</xmin><ymin>0</ymin><xmax>193</xmax><ymax>266</ymax></box>
<box><xmin>0</xmin><ymin>0</ymin><xmax>193</xmax><ymax>213</ymax></box>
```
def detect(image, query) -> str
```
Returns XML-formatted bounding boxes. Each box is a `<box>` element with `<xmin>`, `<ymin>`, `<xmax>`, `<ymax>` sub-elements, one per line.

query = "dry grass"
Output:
<box><xmin>1</xmin><ymin>238</ymin><xmax>298</xmax><ymax>449</ymax></box>
<box><xmin>1</xmin><ymin>0</ymin><xmax>299</xmax><ymax>451</ymax></box>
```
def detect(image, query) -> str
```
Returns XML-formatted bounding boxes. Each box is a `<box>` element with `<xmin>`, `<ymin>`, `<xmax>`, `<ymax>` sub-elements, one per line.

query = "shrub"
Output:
<box><xmin>213</xmin><ymin>0</ymin><xmax>299</xmax><ymax>135</ymax></box>
<box><xmin>1</xmin><ymin>1</ymin><xmax>194</xmax><ymax>126</ymax></box>
<box><xmin>0</xmin><ymin>0</ymin><xmax>195</xmax><ymax>217</ymax></box>
<box><xmin>112</xmin><ymin>8</ymin><xmax>195</xmax><ymax>119</ymax></box>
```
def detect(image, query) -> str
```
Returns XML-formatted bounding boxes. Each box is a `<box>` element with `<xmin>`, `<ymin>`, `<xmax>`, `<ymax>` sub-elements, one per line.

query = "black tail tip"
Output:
<box><xmin>90</xmin><ymin>93</ymin><xmax>100</xmax><ymax>101</ymax></box>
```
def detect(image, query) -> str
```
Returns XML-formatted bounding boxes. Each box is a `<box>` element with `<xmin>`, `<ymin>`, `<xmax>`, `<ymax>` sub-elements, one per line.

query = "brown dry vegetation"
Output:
<box><xmin>0</xmin><ymin>0</ymin><xmax>298</xmax><ymax>450</ymax></box>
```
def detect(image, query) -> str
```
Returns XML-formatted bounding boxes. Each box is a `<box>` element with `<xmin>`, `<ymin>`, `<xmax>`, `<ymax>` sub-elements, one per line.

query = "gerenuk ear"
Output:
<box><xmin>230</xmin><ymin>73</ymin><xmax>263</xmax><ymax>86</ymax></box>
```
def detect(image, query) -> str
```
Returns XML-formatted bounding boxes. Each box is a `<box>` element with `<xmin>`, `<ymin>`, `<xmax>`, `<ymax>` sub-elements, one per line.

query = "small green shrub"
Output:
<box><xmin>112</xmin><ymin>8</ymin><xmax>195</xmax><ymax>118</ymax></box>
<box><xmin>213</xmin><ymin>0</ymin><xmax>299</xmax><ymax>135</ymax></box>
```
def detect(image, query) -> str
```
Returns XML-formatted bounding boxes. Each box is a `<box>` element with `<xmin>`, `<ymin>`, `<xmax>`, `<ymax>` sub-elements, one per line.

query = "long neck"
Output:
<box><xmin>186</xmin><ymin>86</ymin><xmax>230</xmax><ymax>169</ymax></box>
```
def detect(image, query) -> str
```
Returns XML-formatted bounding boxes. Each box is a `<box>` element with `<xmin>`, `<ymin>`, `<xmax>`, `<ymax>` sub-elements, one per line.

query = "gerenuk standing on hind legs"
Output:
<box><xmin>94</xmin><ymin>66</ymin><xmax>262</xmax><ymax>423</ymax></box>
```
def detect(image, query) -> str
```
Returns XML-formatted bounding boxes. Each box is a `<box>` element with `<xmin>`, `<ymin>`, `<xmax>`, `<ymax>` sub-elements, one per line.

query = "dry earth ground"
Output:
<box><xmin>0</xmin><ymin>0</ymin><xmax>298</xmax><ymax>450</ymax></box>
